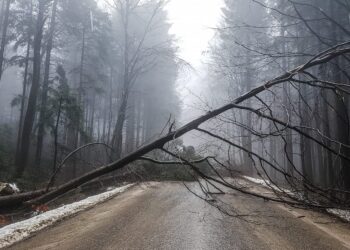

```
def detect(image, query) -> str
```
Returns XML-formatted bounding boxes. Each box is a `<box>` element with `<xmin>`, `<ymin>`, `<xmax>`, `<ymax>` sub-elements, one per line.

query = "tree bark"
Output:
<box><xmin>15</xmin><ymin>0</ymin><xmax>33</xmax><ymax>162</ymax></box>
<box><xmin>35</xmin><ymin>0</ymin><xmax>59</xmax><ymax>166</ymax></box>
<box><xmin>53</xmin><ymin>98</ymin><xmax>62</xmax><ymax>173</ymax></box>
<box><xmin>0</xmin><ymin>0</ymin><xmax>11</xmax><ymax>81</ymax></box>
<box><xmin>14</xmin><ymin>0</ymin><xmax>46</xmax><ymax>179</ymax></box>
<box><xmin>126</xmin><ymin>94</ymin><xmax>135</xmax><ymax>153</ymax></box>
<box><xmin>111</xmin><ymin>1</ymin><xmax>130</xmax><ymax>159</ymax></box>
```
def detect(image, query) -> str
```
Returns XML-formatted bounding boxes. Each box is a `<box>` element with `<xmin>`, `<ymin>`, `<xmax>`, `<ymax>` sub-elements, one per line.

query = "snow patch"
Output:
<box><xmin>242</xmin><ymin>176</ymin><xmax>296</xmax><ymax>195</ymax></box>
<box><xmin>243</xmin><ymin>176</ymin><xmax>271</xmax><ymax>186</ymax></box>
<box><xmin>0</xmin><ymin>184</ymin><xmax>134</xmax><ymax>249</ymax></box>
<box><xmin>243</xmin><ymin>176</ymin><xmax>350</xmax><ymax>223</ymax></box>
<box><xmin>8</xmin><ymin>183</ymin><xmax>20</xmax><ymax>193</ymax></box>
<box><xmin>327</xmin><ymin>209</ymin><xmax>350</xmax><ymax>222</ymax></box>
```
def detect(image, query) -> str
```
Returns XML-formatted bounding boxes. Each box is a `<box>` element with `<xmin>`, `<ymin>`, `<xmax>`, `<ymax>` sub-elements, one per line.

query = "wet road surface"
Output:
<box><xmin>7</xmin><ymin>182</ymin><xmax>350</xmax><ymax>250</ymax></box>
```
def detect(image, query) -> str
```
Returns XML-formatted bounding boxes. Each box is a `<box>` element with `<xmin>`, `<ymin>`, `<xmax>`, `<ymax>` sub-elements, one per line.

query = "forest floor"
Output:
<box><xmin>4</xmin><ymin>181</ymin><xmax>350</xmax><ymax>250</ymax></box>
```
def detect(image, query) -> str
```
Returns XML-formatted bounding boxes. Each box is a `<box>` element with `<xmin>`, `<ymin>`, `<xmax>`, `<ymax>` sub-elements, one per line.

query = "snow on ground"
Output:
<box><xmin>243</xmin><ymin>176</ymin><xmax>271</xmax><ymax>186</ymax></box>
<box><xmin>243</xmin><ymin>176</ymin><xmax>350</xmax><ymax>223</ymax></box>
<box><xmin>8</xmin><ymin>184</ymin><xmax>20</xmax><ymax>193</ymax></box>
<box><xmin>0</xmin><ymin>184</ymin><xmax>134</xmax><ymax>249</ymax></box>
<box><xmin>327</xmin><ymin>209</ymin><xmax>350</xmax><ymax>222</ymax></box>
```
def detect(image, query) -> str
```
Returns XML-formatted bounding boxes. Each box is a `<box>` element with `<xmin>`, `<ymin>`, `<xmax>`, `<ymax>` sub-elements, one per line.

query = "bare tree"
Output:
<box><xmin>110</xmin><ymin>0</ymin><xmax>168</xmax><ymax>158</ymax></box>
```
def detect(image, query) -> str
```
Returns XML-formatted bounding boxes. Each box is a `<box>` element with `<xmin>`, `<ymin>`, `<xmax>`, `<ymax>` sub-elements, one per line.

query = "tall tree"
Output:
<box><xmin>0</xmin><ymin>0</ymin><xmax>11</xmax><ymax>80</ymax></box>
<box><xmin>14</xmin><ymin>0</ymin><xmax>47</xmax><ymax>178</ymax></box>
<box><xmin>35</xmin><ymin>0</ymin><xmax>59</xmax><ymax>165</ymax></box>
<box><xmin>111</xmin><ymin>0</ymin><xmax>170</xmax><ymax>158</ymax></box>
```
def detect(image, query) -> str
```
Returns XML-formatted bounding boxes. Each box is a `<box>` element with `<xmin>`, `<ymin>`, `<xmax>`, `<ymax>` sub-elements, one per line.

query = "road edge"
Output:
<box><xmin>0</xmin><ymin>183</ymin><xmax>135</xmax><ymax>249</ymax></box>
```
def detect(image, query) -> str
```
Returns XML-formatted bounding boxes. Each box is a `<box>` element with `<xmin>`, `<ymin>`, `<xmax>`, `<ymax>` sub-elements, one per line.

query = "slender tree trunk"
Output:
<box><xmin>112</xmin><ymin>2</ymin><xmax>130</xmax><ymax>159</ymax></box>
<box><xmin>313</xmin><ymin>88</ymin><xmax>325</xmax><ymax>186</ymax></box>
<box><xmin>53</xmin><ymin>98</ymin><xmax>62</xmax><ymax>173</ymax></box>
<box><xmin>14</xmin><ymin>0</ymin><xmax>46</xmax><ymax>178</ymax></box>
<box><xmin>35</xmin><ymin>0</ymin><xmax>59</xmax><ymax>165</ymax></box>
<box><xmin>320</xmin><ymin>86</ymin><xmax>333</xmax><ymax>187</ymax></box>
<box><xmin>112</xmin><ymin>91</ymin><xmax>129</xmax><ymax>159</ymax></box>
<box><xmin>16</xmin><ymin>0</ymin><xmax>33</xmax><ymax>161</ymax></box>
<box><xmin>16</xmin><ymin>42</ymin><xmax>31</xmax><ymax>160</ymax></box>
<box><xmin>76</xmin><ymin>27</ymin><xmax>85</xmax><ymax>145</ymax></box>
<box><xmin>102</xmin><ymin>96</ymin><xmax>107</xmax><ymax>143</ymax></box>
<box><xmin>243</xmin><ymin>57</ymin><xmax>253</xmax><ymax>174</ymax></box>
<box><xmin>107</xmin><ymin>68</ymin><xmax>113</xmax><ymax>145</ymax></box>
<box><xmin>281</xmin><ymin>29</ymin><xmax>294</xmax><ymax>178</ymax></box>
<box><xmin>0</xmin><ymin>0</ymin><xmax>5</xmax><ymax>30</ymax></box>
<box><xmin>135</xmin><ymin>97</ymin><xmax>141</xmax><ymax>147</ymax></box>
<box><xmin>89</xmin><ymin>91</ymin><xmax>96</xmax><ymax>138</ymax></box>
<box><xmin>269</xmin><ymin>117</ymin><xmax>277</xmax><ymax>180</ymax></box>
<box><xmin>0</xmin><ymin>1</ymin><xmax>5</xmax><ymax>41</ymax></box>
<box><xmin>126</xmin><ymin>95</ymin><xmax>135</xmax><ymax>153</ymax></box>
<box><xmin>70</xmin><ymin>27</ymin><xmax>86</xmax><ymax>179</ymax></box>
<box><xmin>0</xmin><ymin>0</ymin><xmax>11</xmax><ymax>81</ymax></box>
<box><xmin>299</xmin><ymin>82</ymin><xmax>313</xmax><ymax>194</ymax></box>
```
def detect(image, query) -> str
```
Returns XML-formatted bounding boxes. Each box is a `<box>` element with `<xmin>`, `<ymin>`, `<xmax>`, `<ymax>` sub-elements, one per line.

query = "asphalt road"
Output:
<box><xmin>6</xmin><ymin>182</ymin><xmax>350</xmax><ymax>250</ymax></box>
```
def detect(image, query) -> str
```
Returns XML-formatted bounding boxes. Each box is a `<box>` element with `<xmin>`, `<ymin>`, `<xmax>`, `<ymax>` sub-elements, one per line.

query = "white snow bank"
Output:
<box><xmin>327</xmin><ymin>209</ymin><xmax>350</xmax><ymax>222</ymax></box>
<box><xmin>243</xmin><ymin>176</ymin><xmax>271</xmax><ymax>186</ymax></box>
<box><xmin>242</xmin><ymin>176</ymin><xmax>295</xmax><ymax>195</ymax></box>
<box><xmin>243</xmin><ymin>176</ymin><xmax>350</xmax><ymax>223</ymax></box>
<box><xmin>8</xmin><ymin>184</ymin><xmax>20</xmax><ymax>193</ymax></box>
<box><xmin>0</xmin><ymin>184</ymin><xmax>134</xmax><ymax>249</ymax></box>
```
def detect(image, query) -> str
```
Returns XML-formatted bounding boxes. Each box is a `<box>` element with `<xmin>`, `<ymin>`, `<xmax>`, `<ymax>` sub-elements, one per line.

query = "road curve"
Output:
<box><xmin>6</xmin><ymin>182</ymin><xmax>350</xmax><ymax>250</ymax></box>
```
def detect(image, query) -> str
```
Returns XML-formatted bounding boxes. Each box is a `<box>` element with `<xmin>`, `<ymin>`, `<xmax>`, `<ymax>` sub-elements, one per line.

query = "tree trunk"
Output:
<box><xmin>107</xmin><ymin>68</ymin><xmax>113</xmax><ymax>145</ymax></box>
<box><xmin>281</xmin><ymin>29</ymin><xmax>294</xmax><ymax>178</ymax></box>
<box><xmin>243</xmin><ymin>56</ymin><xmax>253</xmax><ymax>174</ymax></box>
<box><xmin>320</xmin><ymin>86</ymin><xmax>333</xmax><ymax>187</ymax></box>
<box><xmin>14</xmin><ymin>0</ymin><xmax>46</xmax><ymax>179</ymax></box>
<box><xmin>35</xmin><ymin>0</ymin><xmax>59</xmax><ymax>165</ymax></box>
<box><xmin>15</xmin><ymin>0</ymin><xmax>33</xmax><ymax>162</ymax></box>
<box><xmin>76</xmin><ymin>26</ymin><xmax>86</xmax><ymax>145</ymax></box>
<box><xmin>111</xmin><ymin>2</ymin><xmax>130</xmax><ymax>159</ymax></box>
<box><xmin>0</xmin><ymin>0</ymin><xmax>11</xmax><ymax>81</ymax></box>
<box><xmin>89</xmin><ymin>91</ymin><xmax>96</xmax><ymax>138</ymax></box>
<box><xmin>135</xmin><ymin>97</ymin><xmax>142</xmax><ymax>147</ymax></box>
<box><xmin>126</xmin><ymin>94</ymin><xmax>135</xmax><ymax>153</ymax></box>
<box><xmin>0</xmin><ymin>0</ymin><xmax>5</xmax><ymax>32</ymax></box>
<box><xmin>112</xmin><ymin>91</ymin><xmax>129</xmax><ymax>159</ymax></box>
<box><xmin>299</xmin><ymin>81</ymin><xmax>313</xmax><ymax>190</ymax></box>
<box><xmin>53</xmin><ymin>98</ymin><xmax>62</xmax><ymax>173</ymax></box>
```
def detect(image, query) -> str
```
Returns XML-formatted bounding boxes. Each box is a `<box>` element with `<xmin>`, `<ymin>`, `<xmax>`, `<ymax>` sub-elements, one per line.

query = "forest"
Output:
<box><xmin>0</xmin><ymin>0</ymin><xmax>350</xmax><ymax>212</ymax></box>
<box><xmin>0</xmin><ymin>0</ymin><xmax>181</xmax><ymax>187</ymax></box>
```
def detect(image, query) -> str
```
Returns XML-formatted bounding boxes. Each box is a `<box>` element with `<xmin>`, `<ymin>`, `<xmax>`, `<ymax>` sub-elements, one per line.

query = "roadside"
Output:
<box><xmin>239</xmin><ymin>177</ymin><xmax>350</xmax><ymax>248</ymax></box>
<box><xmin>242</xmin><ymin>175</ymin><xmax>350</xmax><ymax>223</ymax></box>
<box><xmin>0</xmin><ymin>184</ymin><xmax>134</xmax><ymax>249</ymax></box>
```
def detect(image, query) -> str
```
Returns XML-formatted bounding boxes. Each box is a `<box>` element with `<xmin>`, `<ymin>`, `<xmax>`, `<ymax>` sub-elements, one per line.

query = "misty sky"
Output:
<box><xmin>166</xmin><ymin>0</ymin><xmax>223</xmax><ymax>68</ymax></box>
<box><xmin>167</xmin><ymin>0</ymin><xmax>223</xmax><ymax>145</ymax></box>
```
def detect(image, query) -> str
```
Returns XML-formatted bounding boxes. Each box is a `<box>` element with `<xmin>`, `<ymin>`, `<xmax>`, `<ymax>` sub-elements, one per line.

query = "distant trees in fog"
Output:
<box><xmin>0</xmin><ymin>0</ymin><xmax>179</xmax><ymax>183</ymax></box>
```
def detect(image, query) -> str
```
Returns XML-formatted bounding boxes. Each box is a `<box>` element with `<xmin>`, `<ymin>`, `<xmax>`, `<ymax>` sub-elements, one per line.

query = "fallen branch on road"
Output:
<box><xmin>19</xmin><ymin>43</ymin><xmax>350</xmax><ymax>208</ymax></box>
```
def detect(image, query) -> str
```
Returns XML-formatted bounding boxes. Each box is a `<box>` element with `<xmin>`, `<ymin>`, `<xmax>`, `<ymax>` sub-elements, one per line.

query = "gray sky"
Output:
<box><xmin>166</xmin><ymin>0</ymin><xmax>223</xmax><ymax>68</ymax></box>
<box><xmin>166</xmin><ymin>0</ymin><xmax>223</xmax><ymax>145</ymax></box>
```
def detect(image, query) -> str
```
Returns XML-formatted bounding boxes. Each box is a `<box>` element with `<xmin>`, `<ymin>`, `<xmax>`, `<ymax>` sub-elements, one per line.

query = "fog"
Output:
<box><xmin>0</xmin><ymin>0</ymin><xmax>350</xmax><ymax>215</ymax></box>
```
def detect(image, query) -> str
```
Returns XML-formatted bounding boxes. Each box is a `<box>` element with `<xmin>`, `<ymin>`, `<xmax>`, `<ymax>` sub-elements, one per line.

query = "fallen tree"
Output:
<box><xmin>0</xmin><ymin>189</ymin><xmax>47</xmax><ymax>208</ymax></box>
<box><xmin>0</xmin><ymin>42</ymin><xmax>350</xmax><ymax>208</ymax></box>
<box><xmin>22</xmin><ymin>42</ymin><xmax>350</xmax><ymax>207</ymax></box>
